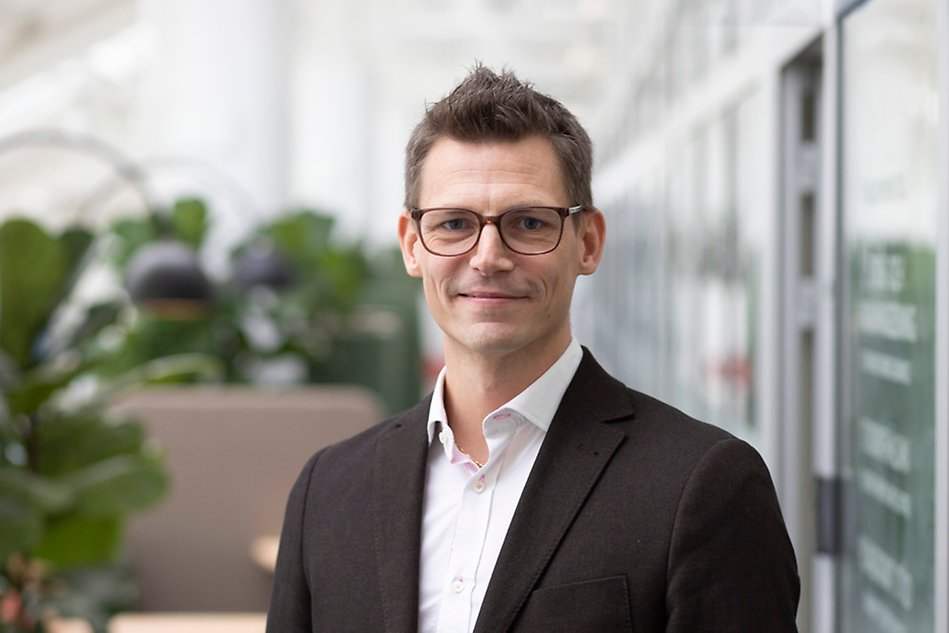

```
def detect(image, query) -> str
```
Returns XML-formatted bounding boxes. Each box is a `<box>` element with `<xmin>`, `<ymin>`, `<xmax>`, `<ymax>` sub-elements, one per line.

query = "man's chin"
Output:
<box><xmin>446</xmin><ymin>325</ymin><xmax>560</xmax><ymax>360</ymax></box>
<box><xmin>447</xmin><ymin>328</ymin><xmax>525</xmax><ymax>356</ymax></box>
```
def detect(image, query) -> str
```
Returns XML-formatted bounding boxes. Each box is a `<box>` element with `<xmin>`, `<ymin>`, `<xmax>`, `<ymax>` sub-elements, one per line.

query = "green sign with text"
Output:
<box><xmin>840</xmin><ymin>0</ymin><xmax>939</xmax><ymax>631</ymax></box>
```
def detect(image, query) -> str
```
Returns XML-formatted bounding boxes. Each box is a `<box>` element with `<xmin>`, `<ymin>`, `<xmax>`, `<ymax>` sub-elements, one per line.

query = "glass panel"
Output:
<box><xmin>589</xmin><ymin>164</ymin><xmax>667</xmax><ymax>400</ymax></box>
<box><xmin>668</xmin><ymin>102</ymin><xmax>763</xmax><ymax>445</ymax></box>
<box><xmin>701</xmin><ymin>112</ymin><xmax>751</xmax><ymax>436</ymax></box>
<box><xmin>589</xmin><ymin>92</ymin><xmax>769</xmax><ymax>456</ymax></box>
<box><xmin>839</xmin><ymin>0</ymin><xmax>940</xmax><ymax>631</ymax></box>
<box><xmin>669</xmin><ymin>131</ymin><xmax>706</xmax><ymax>416</ymax></box>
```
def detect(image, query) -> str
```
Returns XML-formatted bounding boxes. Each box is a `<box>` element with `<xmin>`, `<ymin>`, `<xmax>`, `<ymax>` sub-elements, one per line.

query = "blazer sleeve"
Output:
<box><xmin>267</xmin><ymin>452</ymin><xmax>320</xmax><ymax>633</ymax></box>
<box><xmin>665</xmin><ymin>438</ymin><xmax>800</xmax><ymax>632</ymax></box>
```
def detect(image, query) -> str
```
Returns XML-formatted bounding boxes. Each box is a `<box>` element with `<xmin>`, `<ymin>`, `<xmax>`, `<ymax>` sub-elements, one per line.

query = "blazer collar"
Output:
<box><xmin>474</xmin><ymin>348</ymin><xmax>635</xmax><ymax>633</ymax></box>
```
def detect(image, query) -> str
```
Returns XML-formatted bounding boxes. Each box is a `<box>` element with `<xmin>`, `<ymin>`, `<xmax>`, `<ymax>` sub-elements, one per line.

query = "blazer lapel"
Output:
<box><xmin>371</xmin><ymin>399</ymin><xmax>431</xmax><ymax>633</ymax></box>
<box><xmin>474</xmin><ymin>350</ymin><xmax>635</xmax><ymax>633</ymax></box>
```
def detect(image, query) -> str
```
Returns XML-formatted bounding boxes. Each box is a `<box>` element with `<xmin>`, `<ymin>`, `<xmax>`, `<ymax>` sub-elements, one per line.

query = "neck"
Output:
<box><xmin>441</xmin><ymin>335</ymin><xmax>571</xmax><ymax>463</ymax></box>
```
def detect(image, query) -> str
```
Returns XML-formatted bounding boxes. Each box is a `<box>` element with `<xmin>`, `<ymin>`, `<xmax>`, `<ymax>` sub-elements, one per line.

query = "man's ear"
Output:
<box><xmin>398</xmin><ymin>212</ymin><xmax>423</xmax><ymax>278</ymax></box>
<box><xmin>578</xmin><ymin>209</ymin><xmax>606</xmax><ymax>275</ymax></box>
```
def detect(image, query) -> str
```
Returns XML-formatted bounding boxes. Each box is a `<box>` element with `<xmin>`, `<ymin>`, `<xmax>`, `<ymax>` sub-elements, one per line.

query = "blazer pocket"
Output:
<box><xmin>514</xmin><ymin>575</ymin><xmax>632</xmax><ymax>632</ymax></box>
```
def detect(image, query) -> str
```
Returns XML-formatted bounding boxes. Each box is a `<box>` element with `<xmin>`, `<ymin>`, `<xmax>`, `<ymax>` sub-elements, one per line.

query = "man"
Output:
<box><xmin>268</xmin><ymin>65</ymin><xmax>799</xmax><ymax>632</ymax></box>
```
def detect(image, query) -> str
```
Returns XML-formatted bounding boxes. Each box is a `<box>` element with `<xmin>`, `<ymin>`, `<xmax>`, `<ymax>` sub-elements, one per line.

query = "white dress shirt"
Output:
<box><xmin>418</xmin><ymin>339</ymin><xmax>583</xmax><ymax>633</ymax></box>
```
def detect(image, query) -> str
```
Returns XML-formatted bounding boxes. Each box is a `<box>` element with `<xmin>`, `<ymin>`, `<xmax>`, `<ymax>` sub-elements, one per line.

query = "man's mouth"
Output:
<box><xmin>460</xmin><ymin>291</ymin><xmax>520</xmax><ymax>299</ymax></box>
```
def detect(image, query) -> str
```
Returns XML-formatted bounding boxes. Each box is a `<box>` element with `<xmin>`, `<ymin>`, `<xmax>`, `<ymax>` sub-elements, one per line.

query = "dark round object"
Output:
<box><xmin>125</xmin><ymin>241</ymin><xmax>213</xmax><ymax>304</ymax></box>
<box><xmin>232</xmin><ymin>246</ymin><xmax>296</xmax><ymax>290</ymax></box>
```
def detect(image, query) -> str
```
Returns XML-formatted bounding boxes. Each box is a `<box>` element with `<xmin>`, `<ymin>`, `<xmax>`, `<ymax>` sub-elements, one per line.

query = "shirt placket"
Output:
<box><xmin>435</xmin><ymin>412</ymin><xmax>517</xmax><ymax>633</ymax></box>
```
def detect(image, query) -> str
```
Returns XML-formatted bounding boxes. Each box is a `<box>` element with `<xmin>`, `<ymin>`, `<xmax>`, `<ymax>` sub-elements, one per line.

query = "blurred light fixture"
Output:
<box><xmin>125</xmin><ymin>240</ymin><xmax>213</xmax><ymax>314</ymax></box>
<box><xmin>0</xmin><ymin>128</ymin><xmax>213</xmax><ymax>315</ymax></box>
<box><xmin>232</xmin><ymin>240</ymin><xmax>295</xmax><ymax>291</ymax></box>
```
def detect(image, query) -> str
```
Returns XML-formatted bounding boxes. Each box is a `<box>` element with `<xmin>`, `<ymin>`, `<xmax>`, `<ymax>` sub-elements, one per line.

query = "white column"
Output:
<box><xmin>289</xmin><ymin>0</ymin><xmax>374</xmax><ymax>242</ymax></box>
<box><xmin>137</xmin><ymin>0</ymin><xmax>289</xmax><ymax>227</ymax></box>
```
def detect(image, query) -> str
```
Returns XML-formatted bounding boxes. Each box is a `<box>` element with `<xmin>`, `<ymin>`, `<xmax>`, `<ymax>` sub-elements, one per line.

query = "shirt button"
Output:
<box><xmin>473</xmin><ymin>479</ymin><xmax>486</xmax><ymax>493</ymax></box>
<box><xmin>438</xmin><ymin>431</ymin><xmax>447</xmax><ymax>444</ymax></box>
<box><xmin>451</xmin><ymin>578</ymin><xmax>464</xmax><ymax>593</ymax></box>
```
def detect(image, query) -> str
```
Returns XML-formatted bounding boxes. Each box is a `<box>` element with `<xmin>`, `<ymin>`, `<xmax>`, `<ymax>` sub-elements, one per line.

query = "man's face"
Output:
<box><xmin>398</xmin><ymin>135</ymin><xmax>605</xmax><ymax>365</ymax></box>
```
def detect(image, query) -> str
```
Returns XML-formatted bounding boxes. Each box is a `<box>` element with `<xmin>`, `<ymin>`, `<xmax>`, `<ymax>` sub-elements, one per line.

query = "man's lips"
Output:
<box><xmin>460</xmin><ymin>291</ymin><xmax>522</xmax><ymax>299</ymax></box>
<box><xmin>456</xmin><ymin>289</ymin><xmax>528</xmax><ymax>302</ymax></box>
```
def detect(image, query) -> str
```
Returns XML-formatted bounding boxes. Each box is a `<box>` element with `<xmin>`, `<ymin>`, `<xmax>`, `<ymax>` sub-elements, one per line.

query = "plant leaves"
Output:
<box><xmin>319</xmin><ymin>244</ymin><xmax>369</xmax><ymax>313</ymax></box>
<box><xmin>33</xmin><ymin>514</ymin><xmax>121</xmax><ymax>569</ymax></box>
<box><xmin>0</xmin><ymin>347</ymin><xmax>18</xmax><ymax>390</ymax></box>
<box><xmin>60</xmin><ymin>228</ymin><xmax>95</xmax><ymax>271</ymax></box>
<box><xmin>0</xmin><ymin>409</ymin><xmax>20</xmax><ymax>448</ymax></box>
<box><xmin>264</xmin><ymin>210</ymin><xmax>335</xmax><ymax>268</ymax></box>
<box><xmin>0</xmin><ymin>219</ymin><xmax>70</xmax><ymax>369</ymax></box>
<box><xmin>0</xmin><ymin>468</ymin><xmax>72</xmax><ymax>513</ymax></box>
<box><xmin>106</xmin><ymin>217</ymin><xmax>159</xmax><ymax>269</ymax></box>
<box><xmin>5</xmin><ymin>354</ymin><xmax>85</xmax><ymax>416</ymax></box>
<box><xmin>65</xmin><ymin>353</ymin><xmax>221</xmax><ymax>416</ymax></box>
<box><xmin>171</xmin><ymin>198</ymin><xmax>209</xmax><ymax>248</ymax></box>
<box><xmin>64</xmin><ymin>301</ymin><xmax>123</xmax><ymax>352</ymax></box>
<box><xmin>55</xmin><ymin>227</ymin><xmax>96</xmax><ymax>309</ymax></box>
<box><xmin>69</xmin><ymin>454</ymin><xmax>168</xmax><ymax>517</ymax></box>
<box><xmin>35</xmin><ymin>416</ymin><xmax>146</xmax><ymax>478</ymax></box>
<box><xmin>0</xmin><ymin>496</ymin><xmax>43</xmax><ymax>559</ymax></box>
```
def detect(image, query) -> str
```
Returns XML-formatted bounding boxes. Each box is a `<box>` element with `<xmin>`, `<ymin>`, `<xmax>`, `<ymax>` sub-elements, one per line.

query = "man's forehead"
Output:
<box><xmin>418</xmin><ymin>136</ymin><xmax>567</xmax><ymax>199</ymax></box>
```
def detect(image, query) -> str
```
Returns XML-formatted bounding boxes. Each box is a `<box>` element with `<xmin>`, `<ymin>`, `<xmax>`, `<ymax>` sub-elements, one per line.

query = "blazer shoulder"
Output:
<box><xmin>571</xmin><ymin>349</ymin><xmax>744</xmax><ymax>462</ymax></box>
<box><xmin>610</xmin><ymin>386</ymin><xmax>774</xmax><ymax>483</ymax></box>
<box><xmin>571</xmin><ymin>349</ymin><xmax>733</xmax><ymax>445</ymax></box>
<box><xmin>297</xmin><ymin>396</ymin><xmax>430</xmax><ymax>475</ymax></box>
<box><xmin>626</xmin><ymin>388</ymin><xmax>734</xmax><ymax>439</ymax></box>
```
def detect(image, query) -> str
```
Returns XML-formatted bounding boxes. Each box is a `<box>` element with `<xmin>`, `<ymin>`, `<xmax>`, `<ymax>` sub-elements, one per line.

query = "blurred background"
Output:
<box><xmin>0</xmin><ymin>0</ymin><xmax>946</xmax><ymax>632</ymax></box>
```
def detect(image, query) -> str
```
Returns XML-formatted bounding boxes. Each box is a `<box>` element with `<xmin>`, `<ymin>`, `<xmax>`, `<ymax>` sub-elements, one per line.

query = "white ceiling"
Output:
<box><xmin>0</xmin><ymin>0</ymin><xmax>126</xmax><ymax>55</ymax></box>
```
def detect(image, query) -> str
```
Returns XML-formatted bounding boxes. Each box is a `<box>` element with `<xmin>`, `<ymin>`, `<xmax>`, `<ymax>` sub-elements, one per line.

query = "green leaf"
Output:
<box><xmin>0</xmin><ymin>496</ymin><xmax>43</xmax><ymax>558</ymax></box>
<box><xmin>36</xmin><ymin>416</ymin><xmax>145</xmax><ymax>478</ymax></box>
<box><xmin>265</xmin><ymin>210</ymin><xmax>335</xmax><ymax>267</ymax></box>
<box><xmin>319</xmin><ymin>244</ymin><xmax>369</xmax><ymax>313</ymax></box>
<box><xmin>0</xmin><ymin>219</ymin><xmax>70</xmax><ymax>369</ymax></box>
<box><xmin>0</xmin><ymin>347</ymin><xmax>17</xmax><ymax>390</ymax></box>
<box><xmin>64</xmin><ymin>301</ymin><xmax>123</xmax><ymax>351</ymax></box>
<box><xmin>33</xmin><ymin>514</ymin><xmax>121</xmax><ymax>569</ymax></box>
<box><xmin>66</xmin><ymin>353</ymin><xmax>221</xmax><ymax>415</ymax></box>
<box><xmin>49</xmin><ymin>228</ymin><xmax>96</xmax><ymax>325</ymax></box>
<box><xmin>5</xmin><ymin>354</ymin><xmax>85</xmax><ymax>416</ymax></box>
<box><xmin>171</xmin><ymin>198</ymin><xmax>209</xmax><ymax>248</ymax></box>
<box><xmin>0</xmin><ymin>468</ymin><xmax>72</xmax><ymax>513</ymax></box>
<box><xmin>7</xmin><ymin>381</ymin><xmax>62</xmax><ymax>418</ymax></box>
<box><xmin>69</xmin><ymin>454</ymin><xmax>168</xmax><ymax>517</ymax></box>
<box><xmin>0</xmin><ymin>411</ymin><xmax>19</xmax><ymax>449</ymax></box>
<box><xmin>60</xmin><ymin>227</ymin><xmax>94</xmax><ymax>267</ymax></box>
<box><xmin>106</xmin><ymin>217</ymin><xmax>159</xmax><ymax>269</ymax></box>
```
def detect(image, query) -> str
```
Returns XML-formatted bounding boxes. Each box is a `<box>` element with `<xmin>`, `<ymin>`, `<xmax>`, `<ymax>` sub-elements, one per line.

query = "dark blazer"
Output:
<box><xmin>267</xmin><ymin>350</ymin><xmax>800</xmax><ymax>632</ymax></box>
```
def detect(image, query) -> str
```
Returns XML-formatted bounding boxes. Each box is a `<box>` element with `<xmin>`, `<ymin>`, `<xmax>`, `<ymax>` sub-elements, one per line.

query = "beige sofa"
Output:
<box><xmin>112</xmin><ymin>385</ymin><xmax>381</xmax><ymax>612</ymax></box>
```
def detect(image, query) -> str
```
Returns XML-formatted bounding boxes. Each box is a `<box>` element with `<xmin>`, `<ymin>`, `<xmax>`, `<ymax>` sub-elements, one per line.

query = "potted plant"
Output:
<box><xmin>0</xmin><ymin>218</ymin><xmax>216</xmax><ymax>632</ymax></box>
<box><xmin>102</xmin><ymin>201</ymin><xmax>423</xmax><ymax>413</ymax></box>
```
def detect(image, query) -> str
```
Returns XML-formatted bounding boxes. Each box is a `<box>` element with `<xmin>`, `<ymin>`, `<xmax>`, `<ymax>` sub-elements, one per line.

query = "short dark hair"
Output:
<box><xmin>403</xmin><ymin>64</ymin><xmax>593</xmax><ymax>210</ymax></box>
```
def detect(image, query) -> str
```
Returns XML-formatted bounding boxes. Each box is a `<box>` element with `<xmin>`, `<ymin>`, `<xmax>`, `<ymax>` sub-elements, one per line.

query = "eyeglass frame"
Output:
<box><xmin>408</xmin><ymin>204</ymin><xmax>585</xmax><ymax>257</ymax></box>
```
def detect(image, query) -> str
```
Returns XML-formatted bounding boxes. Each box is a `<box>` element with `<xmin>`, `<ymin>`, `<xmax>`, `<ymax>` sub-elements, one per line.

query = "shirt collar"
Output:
<box><xmin>425</xmin><ymin>338</ymin><xmax>583</xmax><ymax>443</ymax></box>
<box><xmin>426</xmin><ymin>369</ymin><xmax>450</xmax><ymax>444</ymax></box>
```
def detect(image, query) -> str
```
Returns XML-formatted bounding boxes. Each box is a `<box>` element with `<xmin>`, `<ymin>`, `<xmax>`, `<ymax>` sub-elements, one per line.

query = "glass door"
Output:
<box><xmin>838</xmin><ymin>0</ymin><xmax>940</xmax><ymax>631</ymax></box>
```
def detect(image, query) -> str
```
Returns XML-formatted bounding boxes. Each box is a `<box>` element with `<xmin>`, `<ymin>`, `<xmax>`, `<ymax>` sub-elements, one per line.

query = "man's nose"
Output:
<box><xmin>469</xmin><ymin>222</ymin><xmax>514</xmax><ymax>273</ymax></box>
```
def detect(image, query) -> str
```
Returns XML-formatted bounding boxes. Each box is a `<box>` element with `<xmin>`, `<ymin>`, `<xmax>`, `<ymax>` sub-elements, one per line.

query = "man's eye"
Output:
<box><xmin>440</xmin><ymin>218</ymin><xmax>472</xmax><ymax>231</ymax></box>
<box><xmin>510</xmin><ymin>213</ymin><xmax>555</xmax><ymax>232</ymax></box>
<box><xmin>519</xmin><ymin>216</ymin><xmax>544</xmax><ymax>230</ymax></box>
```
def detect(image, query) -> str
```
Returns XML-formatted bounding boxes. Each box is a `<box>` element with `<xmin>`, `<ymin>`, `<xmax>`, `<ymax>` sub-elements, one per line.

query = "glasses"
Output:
<box><xmin>409</xmin><ymin>205</ymin><xmax>584</xmax><ymax>257</ymax></box>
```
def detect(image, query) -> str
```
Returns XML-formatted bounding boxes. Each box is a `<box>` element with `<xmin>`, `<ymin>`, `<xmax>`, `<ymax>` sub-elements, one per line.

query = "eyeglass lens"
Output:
<box><xmin>418</xmin><ymin>207</ymin><xmax>565</xmax><ymax>256</ymax></box>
